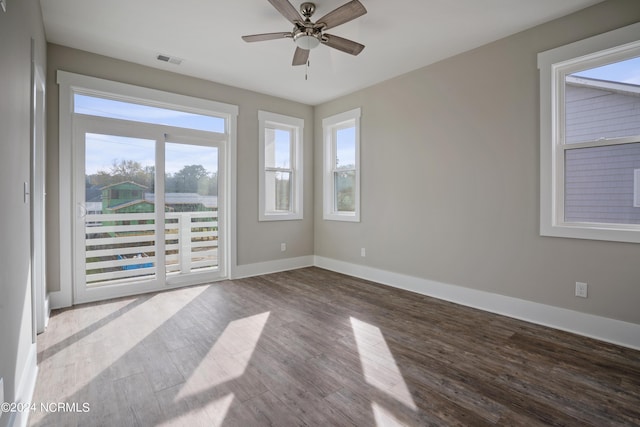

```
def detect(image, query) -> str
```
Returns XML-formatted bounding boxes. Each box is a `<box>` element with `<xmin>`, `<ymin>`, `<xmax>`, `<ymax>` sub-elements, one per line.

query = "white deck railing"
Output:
<box><xmin>85</xmin><ymin>211</ymin><xmax>218</xmax><ymax>285</ymax></box>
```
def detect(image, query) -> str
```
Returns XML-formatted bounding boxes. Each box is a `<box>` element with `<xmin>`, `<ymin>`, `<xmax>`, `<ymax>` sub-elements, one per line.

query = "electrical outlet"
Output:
<box><xmin>280</xmin><ymin>243</ymin><xmax>286</xmax><ymax>252</ymax></box>
<box><xmin>575</xmin><ymin>282</ymin><xmax>588</xmax><ymax>298</ymax></box>
<box><xmin>360</xmin><ymin>248</ymin><xmax>366</xmax><ymax>257</ymax></box>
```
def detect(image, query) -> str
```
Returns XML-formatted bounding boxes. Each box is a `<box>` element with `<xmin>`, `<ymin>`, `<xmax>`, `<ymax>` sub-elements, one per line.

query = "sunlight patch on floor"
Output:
<box><xmin>350</xmin><ymin>317</ymin><xmax>417</xmax><ymax>410</ymax></box>
<box><xmin>177</xmin><ymin>311</ymin><xmax>270</xmax><ymax>399</ymax></box>
<box><xmin>55</xmin><ymin>287</ymin><xmax>208</xmax><ymax>397</ymax></box>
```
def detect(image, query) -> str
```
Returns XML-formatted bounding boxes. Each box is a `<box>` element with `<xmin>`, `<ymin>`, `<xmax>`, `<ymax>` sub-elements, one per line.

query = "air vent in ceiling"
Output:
<box><xmin>156</xmin><ymin>54</ymin><xmax>183</xmax><ymax>65</ymax></box>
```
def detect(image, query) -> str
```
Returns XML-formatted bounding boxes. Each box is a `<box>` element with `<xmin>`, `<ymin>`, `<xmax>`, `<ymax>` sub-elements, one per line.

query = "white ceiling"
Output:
<box><xmin>40</xmin><ymin>0</ymin><xmax>604</xmax><ymax>105</ymax></box>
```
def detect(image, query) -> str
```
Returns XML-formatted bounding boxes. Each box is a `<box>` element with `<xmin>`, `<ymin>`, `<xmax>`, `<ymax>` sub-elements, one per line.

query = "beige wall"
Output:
<box><xmin>314</xmin><ymin>0</ymin><xmax>640</xmax><ymax>325</ymax></box>
<box><xmin>0</xmin><ymin>0</ymin><xmax>46</xmax><ymax>424</ymax></box>
<box><xmin>46</xmin><ymin>44</ymin><xmax>314</xmax><ymax>292</ymax></box>
<box><xmin>43</xmin><ymin>1</ymin><xmax>640</xmax><ymax>326</ymax></box>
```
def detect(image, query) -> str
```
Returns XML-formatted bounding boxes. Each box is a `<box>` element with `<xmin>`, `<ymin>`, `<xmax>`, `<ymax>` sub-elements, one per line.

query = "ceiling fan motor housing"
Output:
<box><xmin>294</xmin><ymin>3</ymin><xmax>321</xmax><ymax>49</ymax></box>
<box><xmin>300</xmin><ymin>2</ymin><xmax>316</xmax><ymax>19</ymax></box>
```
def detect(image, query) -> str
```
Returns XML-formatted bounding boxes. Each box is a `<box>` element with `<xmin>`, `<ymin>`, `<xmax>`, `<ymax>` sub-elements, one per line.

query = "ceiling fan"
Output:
<box><xmin>242</xmin><ymin>0</ymin><xmax>367</xmax><ymax>66</ymax></box>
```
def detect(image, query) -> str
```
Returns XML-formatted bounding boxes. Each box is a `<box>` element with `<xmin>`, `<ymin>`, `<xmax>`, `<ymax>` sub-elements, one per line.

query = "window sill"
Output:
<box><xmin>323</xmin><ymin>212</ymin><xmax>360</xmax><ymax>222</ymax></box>
<box><xmin>541</xmin><ymin>221</ymin><xmax>640</xmax><ymax>244</ymax></box>
<box><xmin>259</xmin><ymin>212</ymin><xmax>303</xmax><ymax>222</ymax></box>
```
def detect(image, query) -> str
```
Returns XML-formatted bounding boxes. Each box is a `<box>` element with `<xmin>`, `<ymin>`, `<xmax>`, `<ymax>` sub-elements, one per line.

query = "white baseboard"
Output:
<box><xmin>314</xmin><ymin>256</ymin><xmax>640</xmax><ymax>350</ymax></box>
<box><xmin>35</xmin><ymin>294</ymin><xmax>50</xmax><ymax>334</ymax></box>
<box><xmin>232</xmin><ymin>255</ymin><xmax>315</xmax><ymax>280</ymax></box>
<box><xmin>11</xmin><ymin>344</ymin><xmax>38</xmax><ymax>427</ymax></box>
<box><xmin>46</xmin><ymin>253</ymin><xmax>639</xmax><ymax>349</ymax></box>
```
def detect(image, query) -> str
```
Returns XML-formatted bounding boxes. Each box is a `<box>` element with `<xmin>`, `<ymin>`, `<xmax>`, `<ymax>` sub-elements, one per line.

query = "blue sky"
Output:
<box><xmin>336</xmin><ymin>127</ymin><xmax>356</xmax><ymax>168</ymax></box>
<box><xmin>82</xmin><ymin>93</ymin><xmax>356</xmax><ymax>177</ymax></box>
<box><xmin>80</xmin><ymin>95</ymin><xmax>219</xmax><ymax>177</ymax></box>
<box><xmin>265</xmin><ymin>129</ymin><xmax>292</xmax><ymax>169</ymax></box>
<box><xmin>75</xmin><ymin>94</ymin><xmax>225</xmax><ymax>132</ymax></box>
<box><xmin>85</xmin><ymin>133</ymin><xmax>154</xmax><ymax>175</ymax></box>
<box><xmin>572</xmin><ymin>55</ymin><xmax>640</xmax><ymax>84</ymax></box>
<box><xmin>86</xmin><ymin>134</ymin><xmax>218</xmax><ymax>177</ymax></box>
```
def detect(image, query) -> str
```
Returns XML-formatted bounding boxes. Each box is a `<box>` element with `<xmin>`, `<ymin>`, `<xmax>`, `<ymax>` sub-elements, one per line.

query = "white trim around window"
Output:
<box><xmin>538</xmin><ymin>22</ymin><xmax>640</xmax><ymax>244</ymax></box>
<box><xmin>323</xmin><ymin>108</ymin><xmax>361</xmax><ymax>222</ymax></box>
<box><xmin>258</xmin><ymin>111</ymin><xmax>304</xmax><ymax>221</ymax></box>
<box><xmin>634</xmin><ymin>169</ymin><xmax>640</xmax><ymax>208</ymax></box>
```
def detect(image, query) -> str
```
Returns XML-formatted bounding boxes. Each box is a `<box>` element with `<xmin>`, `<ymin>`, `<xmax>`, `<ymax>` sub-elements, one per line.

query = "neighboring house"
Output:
<box><xmin>100</xmin><ymin>181</ymin><xmax>149</xmax><ymax>214</ymax></box>
<box><xmin>99</xmin><ymin>181</ymin><xmax>217</xmax><ymax>214</ymax></box>
<box><xmin>564</xmin><ymin>76</ymin><xmax>640</xmax><ymax>224</ymax></box>
<box><xmin>145</xmin><ymin>192</ymin><xmax>218</xmax><ymax>212</ymax></box>
<box><xmin>85</xmin><ymin>202</ymin><xmax>102</xmax><ymax>215</ymax></box>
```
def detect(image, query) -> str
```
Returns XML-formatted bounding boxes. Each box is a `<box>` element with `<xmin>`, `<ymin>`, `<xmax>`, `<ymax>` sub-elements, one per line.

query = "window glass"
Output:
<box><xmin>334</xmin><ymin>170</ymin><xmax>356</xmax><ymax>212</ymax></box>
<box><xmin>336</xmin><ymin>127</ymin><xmax>356</xmax><ymax>170</ymax></box>
<box><xmin>563</xmin><ymin>56</ymin><xmax>640</xmax><ymax>225</ymax></box>
<box><xmin>265</xmin><ymin>171</ymin><xmax>291</xmax><ymax>211</ymax></box>
<box><xmin>565</xmin><ymin>142</ymin><xmax>640</xmax><ymax>224</ymax></box>
<box><xmin>565</xmin><ymin>56</ymin><xmax>640</xmax><ymax>144</ymax></box>
<box><xmin>74</xmin><ymin>94</ymin><xmax>225</xmax><ymax>133</ymax></box>
<box><xmin>265</xmin><ymin>128</ymin><xmax>292</xmax><ymax>169</ymax></box>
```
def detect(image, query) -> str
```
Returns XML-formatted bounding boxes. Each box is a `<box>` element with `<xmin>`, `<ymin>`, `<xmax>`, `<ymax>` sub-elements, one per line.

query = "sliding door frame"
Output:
<box><xmin>54</xmin><ymin>71</ymin><xmax>238</xmax><ymax>308</ymax></box>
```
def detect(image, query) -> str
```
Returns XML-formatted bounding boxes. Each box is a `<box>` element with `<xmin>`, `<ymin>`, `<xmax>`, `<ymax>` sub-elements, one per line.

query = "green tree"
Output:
<box><xmin>173</xmin><ymin>164</ymin><xmax>209</xmax><ymax>193</ymax></box>
<box><xmin>88</xmin><ymin>159</ymin><xmax>153</xmax><ymax>188</ymax></box>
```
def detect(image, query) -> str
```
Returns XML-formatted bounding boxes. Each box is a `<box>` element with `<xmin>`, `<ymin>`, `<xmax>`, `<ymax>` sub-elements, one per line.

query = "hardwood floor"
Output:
<box><xmin>30</xmin><ymin>267</ymin><xmax>640</xmax><ymax>426</ymax></box>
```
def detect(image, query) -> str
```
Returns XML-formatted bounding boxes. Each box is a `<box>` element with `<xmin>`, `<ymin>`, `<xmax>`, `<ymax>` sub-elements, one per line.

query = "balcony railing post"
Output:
<box><xmin>179</xmin><ymin>213</ymin><xmax>191</xmax><ymax>274</ymax></box>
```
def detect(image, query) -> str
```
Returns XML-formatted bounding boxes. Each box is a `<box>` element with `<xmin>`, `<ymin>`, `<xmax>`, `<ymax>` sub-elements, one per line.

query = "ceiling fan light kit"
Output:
<box><xmin>293</xmin><ymin>32</ymin><xmax>321</xmax><ymax>50</ymax></box>
<box><xmin>242</xmin><ymin>0</ymin><xmax>366</xmax><ymax>66</ymax></box>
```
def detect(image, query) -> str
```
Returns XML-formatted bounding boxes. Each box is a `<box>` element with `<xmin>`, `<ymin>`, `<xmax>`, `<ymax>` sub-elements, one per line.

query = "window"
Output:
<box><xmin>323</xmin><ymin>108</ymin><xmax>361</xmax><ymax>222</ymax></box>
<box><xmin>258</xmin><ymin>111</ymin><xmax>303</xmax><ymax>221</ymax></box>
<box><xmin>74</xmin><ymin>94</ymin><xmax>225</xmax><ymax>133</ymax></box>
<box><xmin>538</xmin><ymin>23</ymin><xmax>640</xmax><ymax>243</ymax></box>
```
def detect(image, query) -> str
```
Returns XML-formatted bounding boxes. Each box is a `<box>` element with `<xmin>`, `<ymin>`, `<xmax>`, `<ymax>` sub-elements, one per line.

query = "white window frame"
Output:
<box><xmin>538</xmin><ymin>22</ymin><xmax>640</xmax><ymax>244</ymax></box>
<box><xmin>258</xmin><ymin>110</ymin><xmax>303</xmax><ymax>221</ymax></box>
<box><xmin>323</xmin><ymin>108</ymin><xmax>361</xmax><ymax>222</ymax></box>
<box><xmin>634</xmin><ymin>169</ymin><xmax>640</xmax><ymax>208</ymax></box>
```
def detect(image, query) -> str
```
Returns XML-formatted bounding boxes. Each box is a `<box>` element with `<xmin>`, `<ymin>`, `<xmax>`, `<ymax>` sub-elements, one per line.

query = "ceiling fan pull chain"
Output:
<box><xmin>305</xmin><ymin>60</ymin><xmax>310</xmax><ymax>80</ymax></box>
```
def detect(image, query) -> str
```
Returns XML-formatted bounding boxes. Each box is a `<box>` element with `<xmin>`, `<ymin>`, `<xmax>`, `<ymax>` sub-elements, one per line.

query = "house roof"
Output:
<box><xmin>145</xmin><ymin>193</ymin><xmax>217</xmax><ymax>208</ymax></box>
<box><xmin>108</xmin><ymin>199</ymin><xmax>154</xmax><ymax>211</ymax></box>
<box><xmin>100</xmin><ymin>181</ymin><xmax>149</xmax><ymax>191</ymax></box>
<box><xmin>566</xmin><ymin>75</ymin><xmax>640</xmax><ymax>97</ymax></box>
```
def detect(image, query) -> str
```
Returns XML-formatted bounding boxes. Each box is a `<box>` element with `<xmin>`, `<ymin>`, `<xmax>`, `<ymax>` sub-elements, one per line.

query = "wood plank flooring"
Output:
<box><xmin>29</xmin><ymin>267</ymin><xmax>640</xmax><ymax>426</ymax></box>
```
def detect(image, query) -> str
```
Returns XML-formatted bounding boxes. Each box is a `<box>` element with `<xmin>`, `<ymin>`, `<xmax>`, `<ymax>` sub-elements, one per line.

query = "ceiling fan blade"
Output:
<box><xmin>242</xmin><ymin>32</ymin><xmax>292</xmax><ymax>42</ymax></box>
<box><xmin>322</xmin><ymin>34</ymin><xmax>365</xmax><ymax>56</ymax></box>
<box><xmin>267</xmin><ymin>0</ymin><xmax>303</xmax><ymax>25</ymax></box>
<box><xmin>292</xmin><ymin>47</ymin><xmax>310</xmax><ymax>66</ymax></box>
<box><xmin>315</xmin><ymin>0</ymin><xmax>367</xmax><ymax>31</ymax></box>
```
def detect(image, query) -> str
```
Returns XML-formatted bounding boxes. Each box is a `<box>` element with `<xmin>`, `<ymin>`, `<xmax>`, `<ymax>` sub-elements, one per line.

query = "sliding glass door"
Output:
<box><xmin>74</xmin><ymin>113</ymin><xmax>226</xmax><ymax>303</ymax></box>
<box><xmin>164</xmin><ymin>139</ymin><xmax>221</xmax><ymax>278</ymax></box>
<box><xmin>83</xmin><ymin>130</ymin><xmax>158</xmax><ymax>288</ymax></box>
